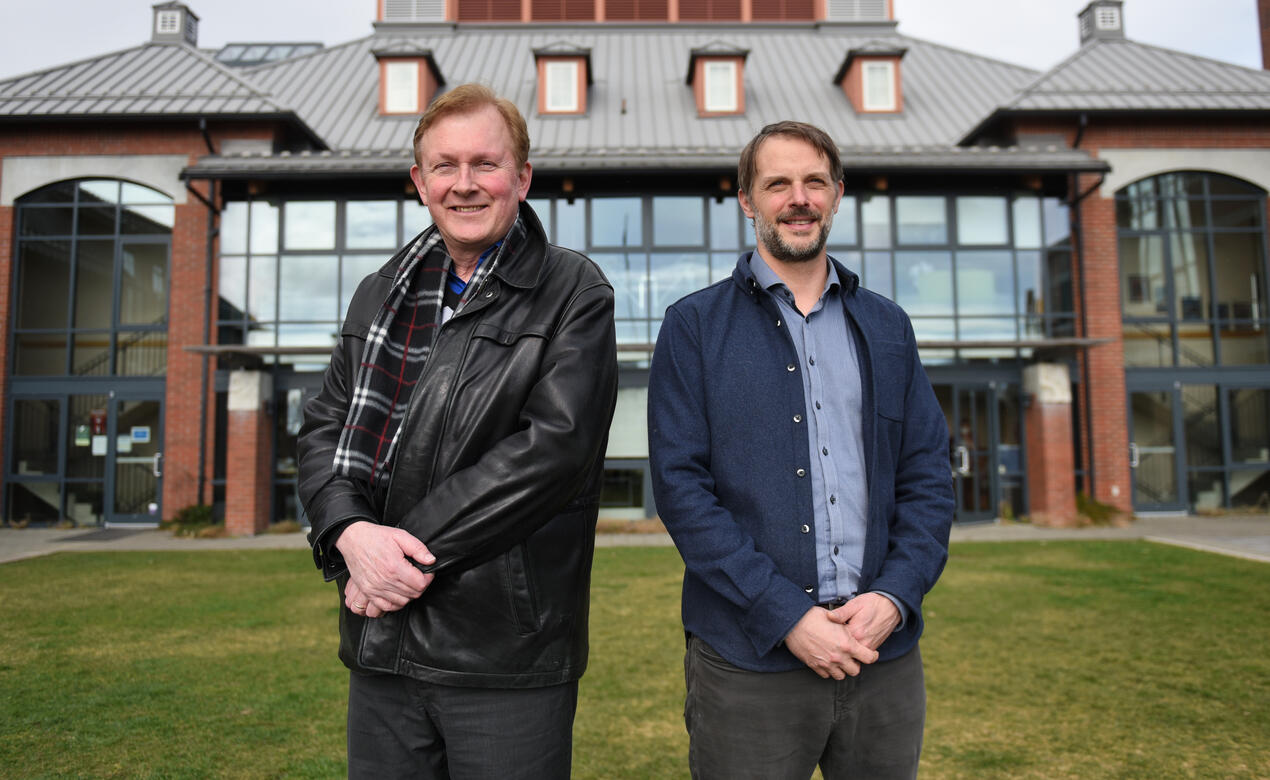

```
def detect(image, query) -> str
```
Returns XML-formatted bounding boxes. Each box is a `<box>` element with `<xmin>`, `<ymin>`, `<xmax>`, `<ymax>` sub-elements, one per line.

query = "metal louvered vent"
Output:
<box><xmin>824</xmin><ymin>0</ymin><xmax>888</xmax><ymax>22</ymax></box>
<box><xmin>383</xmin><ymin>0</ymin><xmax>447</xmax><ymax>22</ymax></box>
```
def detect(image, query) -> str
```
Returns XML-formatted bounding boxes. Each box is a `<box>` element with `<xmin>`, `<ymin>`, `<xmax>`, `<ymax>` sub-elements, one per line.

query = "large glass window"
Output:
<box><xmin>1118</xmin><ymin>172</ymin><xmax>1268</xmax><ymax>367</ymax></box>
<box><xmin>12</xmin><ymin>180</ymin><xmax>171</xmax><ymax>377</ymax></box>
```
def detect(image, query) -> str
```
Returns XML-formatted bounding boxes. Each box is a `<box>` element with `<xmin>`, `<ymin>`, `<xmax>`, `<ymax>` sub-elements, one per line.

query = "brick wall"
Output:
<box><xmin>0</xmin><ymin>120</ymin><xmax>279</xmax><ymax>523</ymax></box>
<box><xmin>225</xmin><ymin>406</ymin><xmax>272</xmax><ymax>536</ymax></box>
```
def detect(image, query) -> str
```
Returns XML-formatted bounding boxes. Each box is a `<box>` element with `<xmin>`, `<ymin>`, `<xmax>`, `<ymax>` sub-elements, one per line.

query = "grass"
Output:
<box><xmin>0</xmin><ymin>542</ymin><xmax>1267</xmax><ymax>778</ymax></box>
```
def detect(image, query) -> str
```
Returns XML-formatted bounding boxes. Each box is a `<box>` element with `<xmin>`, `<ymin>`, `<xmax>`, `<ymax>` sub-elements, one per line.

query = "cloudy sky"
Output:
<box><xmin>0</xmin><ymin>0</ymin><xmax>1261</xmax><ymax>80</ymax></box>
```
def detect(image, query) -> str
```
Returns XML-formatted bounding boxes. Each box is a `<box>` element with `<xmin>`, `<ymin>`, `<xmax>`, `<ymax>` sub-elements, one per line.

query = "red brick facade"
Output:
<box><xmin>225</xmin><ymin>404</ymin><xmax>272</xmax><ymax>536</ymax></box>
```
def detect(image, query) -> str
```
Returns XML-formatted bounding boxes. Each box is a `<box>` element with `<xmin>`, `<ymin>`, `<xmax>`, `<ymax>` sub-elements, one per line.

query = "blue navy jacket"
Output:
<box><xmin>648</xmin><ymin>252</ymin><xmax>954</xmax><ymax>672</ymax></box>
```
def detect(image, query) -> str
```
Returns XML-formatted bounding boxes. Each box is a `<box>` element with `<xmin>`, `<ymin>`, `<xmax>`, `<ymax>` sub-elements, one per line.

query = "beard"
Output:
<box><xmin>753</xmin><ymin>206</ymin><xmax>832</xmax><ymax>264</ymax></box>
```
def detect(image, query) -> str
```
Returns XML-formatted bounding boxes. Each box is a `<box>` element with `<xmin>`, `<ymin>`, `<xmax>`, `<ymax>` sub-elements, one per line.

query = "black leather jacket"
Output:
<box><xmin>297</xmin><ymin>203</ymin><xmax>618</xmax><ymax>688</ymax></box>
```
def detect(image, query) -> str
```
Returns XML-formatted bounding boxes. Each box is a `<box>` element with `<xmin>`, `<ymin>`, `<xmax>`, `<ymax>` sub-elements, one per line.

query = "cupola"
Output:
<box><xmin>151</xmin><ymin>2</ymin><xmax>199</xmax><ymax>46</ymax></box>
<box><xmin>1078</xmin><ymin>0</ymin><xmax>1125</xmax><ymax>45</ymax></box>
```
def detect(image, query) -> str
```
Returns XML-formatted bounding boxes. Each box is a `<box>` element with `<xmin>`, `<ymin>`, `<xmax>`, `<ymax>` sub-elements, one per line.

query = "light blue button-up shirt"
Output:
<box><xmin>751</xmin><ymin>253</ymin><xmax>907</xmax><ymax>625</ymax></box>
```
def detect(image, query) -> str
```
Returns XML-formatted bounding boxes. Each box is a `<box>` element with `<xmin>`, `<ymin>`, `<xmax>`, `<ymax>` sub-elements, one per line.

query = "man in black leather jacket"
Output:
<box><xmin>297</xmin><ymin>83</ymin><xmax>618</xmax><ymax>779</ymax></box>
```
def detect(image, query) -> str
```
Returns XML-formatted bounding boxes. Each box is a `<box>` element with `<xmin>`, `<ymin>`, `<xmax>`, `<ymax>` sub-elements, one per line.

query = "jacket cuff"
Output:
<box><xmin>739</xmin><ymin>576</ymin><xmax>817</xmax><ymax>657</ymax></box>
<box><xmin>309</xmin><ymin>517</ymin><xmax>368</xmax><ymax>581</ymax></box>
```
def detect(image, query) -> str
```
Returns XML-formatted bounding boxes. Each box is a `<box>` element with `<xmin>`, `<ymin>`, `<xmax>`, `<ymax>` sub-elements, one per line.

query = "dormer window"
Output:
<box><xmin>534</xmin><ymin>46</ymin><xmax>592</xmax><ymax>115</ymax></box>
<box><xmin>155</xmin><ymin>11</ymin><xmax>180</xmax><ymax>35</ymax></box>
<box><xmin>374</xmin><ymin>49</ymin><xmax>444</xmax><ymax>116</ymax></box>
<box><xmin>862</xmin><ymin>61</ymin><xmax>896</xmax><ymax>111</ymax></box>
<box><xmin>686</xmin><ymin>44</ymin><xmax>748</xmax><ymax>117</ymax></box>
<box><xmin>834</xmin><ymin>44</ymin><xmax>906</xmax><ymax>114</ymax></box>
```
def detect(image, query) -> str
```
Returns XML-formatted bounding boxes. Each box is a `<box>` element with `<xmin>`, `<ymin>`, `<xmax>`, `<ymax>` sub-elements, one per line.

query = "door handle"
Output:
<box><xmin>955</xmin><ymin>445</ymin><xmax>970</xmax><ymax>476</ymax></box>
<box><xmin>1128</xmin><ymin>443</ymin><xmax>1139</xmax><ymax>469</ymax></box>
<box><xmin>153</xmin><ymin>451</ymin><xmax>163</xmax><ymax>478</ymax></box>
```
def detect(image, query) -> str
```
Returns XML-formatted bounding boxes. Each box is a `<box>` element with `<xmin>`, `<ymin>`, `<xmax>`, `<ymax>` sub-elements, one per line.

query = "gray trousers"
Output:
<box><xmin>684</xmin><ymin>635</ymin><xmax>926</xmax><ymax>780</ymax></box>
<box><xmin>346</xmin><ymin>670</ymin><xmax>578</xmax><ymax>780</ymax></box>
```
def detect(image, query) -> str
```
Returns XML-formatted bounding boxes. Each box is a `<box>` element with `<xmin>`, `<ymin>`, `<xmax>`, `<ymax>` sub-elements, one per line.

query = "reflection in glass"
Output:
<box><xmin>896</xmin><ymin>197</ymin><xmax>946</xmax><ymax>244</ymax></box>
<box><xmin>64</xmin><ymin>482</ymin><xmax>104</xmax><ymax>526</ymax></box>
<box><xmin>1016</xmin><ymin>250</ymin><xmax>1042</xmax><ymax>321</ymax></box>
<box><xmin>861</xmin><ymin>195</ymin><xmax>890</xmax><ymax>248</ymax></box>
<box><xmin>1170</xmin><ymin>233</ymin><xmax>1210</xmax><ymax>322</ymax></box>
<box><xmin>278</xmin><ymin>255</ymin><xmax>338</xmax><ymax>321</ymax></box>
<box><xmin>121</xmin><ymin>204</ymin><xmax>175</xmax><ymax>232</ymax></box>
<box><xmin>250</xmin><ymin>201</ymin><xmax>280</xmax><ymax>253</ymax></box>
<box><xmin>1180</xmin><ymin>385</ymin><xmax>1220</xmax><ymax>467</ymax></box>
<box><xmin>1011</xmin><ymin>197</ymin><xmax>1042</xmax><ymax>249</ymax></box>
<box><xmin>278</xmin><ymin>322</ymin><xmax>339</xmax><ymax>348</ymax></box>
<box><xmin>606</xmin><ymin>387</ymin><xmax>650</xmax><ymax>459</ymax></box>
<box><xmin>345</xmin><ymin>201</ymin><xmax>397</xmax><ymax>249</ymax></box>
<box><xmin>18</xmin><ymin>240</ymin><xmax>71</xmax><ymax>329</ymax></box>
<box><xmin>862</xmin><ymin>251</ymin><xmax>892</xmax><ymax>300</ymax></box>
<box><xmin>1042</xmin><ymin>198</ymin><xmax>1071</xmax><ymax>247</ymax></box>
<box><xmin>114</xmin><ymin>399</ymin><xmax>160</xmax><ymax>516</ymax></box>
<box><xmin>15</xmin><ymin>333</ymin><xmax>67</xmax><ymax>375</ymax></box>
<box><xmin>248</xmin><ymin>256</ymin><xmax>278</xmax><ymax>321</ymax></box>
<box><xmin>1122</xmin><ymin>322</ymin><xmax>1173</xmax><ymax>367</ymax></box>
<box><xmin>826</xmin><ymin>195</ymin><xmax>856</xmax><ymax>246</ymax></box>
<box><xmin>956</xmin><ymin>251</ymin><xmax>1013</xmax><ymax>315</ymax></box>
<box><xmin>711</xmin><ymin>252</ymin><xmax>736</xmax><ymax>283</ymax></box>
<box><xmin>1174</xmin><ymin>321</ymin><xmax>1214</xmax><ymax>366</ymax></box>
<box><xmin>19</xmin><ymin>207</ymin><xmax>74</xmax><ymax>236</ymax></box>
<box><xmin>116</xmin><ymin>331</ymin><xmax>167</xmax><ymax>376</ymax></box>
<box><xmin>1119</xmin><ymin>235</ymin><xmax>1166</xmax><ymax>318</ymax></box>
<box><xmin>1208</xmin><ymin>176</ymin><xmax>1260</xmax><ymax>196</ymax></box>
<box><xmin>78</xmin><ymin>180</ymin><xmax>119</xmax><ymax>204</ymax></box>
<box><xmin>956</xmin><ymin>197</ymin><xmax>1007</xmax><ymax>245</ymax></box>
<box><xmin>653</xmin><ymin>197</ymin><xmax>704</xmax><ymax>246</ymax></box>
<box><xmin>1046</xmin><ymin>250</ymin><xmax>1074</xmax><ymax>315</ymax></box>
<box><xmin>709</xmin><ymin>199</ymin><xmax>740</xmax><ymax>250</ymax></box>
<box><xmin>403</xmin><ymin>198</ymin><xmax>433</xmax><ymax>238</ymax></box>
<box><xmin>615</xmin><ymin>321</ymin><xmax>649</xmax><ymax>346</ymax></box>
<box><xmin>72</xmin><ymin>331</ymin><xmax>111</xmax><ymax>376</ymax></box>
<box><xmin>1130</xmin><ymin>390</ymin><xmax>1177</xmax><ymax>505</ymax></box>
<box><xmin>1212</xmin><ymin>232</ymin><xmax>1265</xmax><ymax>323</ymax></box>
<box><xmin>284</xmin><ymin>201</ymin><xmax>336</xmax><ymax>250</ymax></box>
<box><xmin>77</xmin><ymin>207</ymin><xmax>117</xmax><ymax>235</ymax></box>
<box><xmin>121</xmin><ymin>182</ymin><xmax>170</xmax><ymax>205</ymax></box>
<box><xmin>1162</xmin><ymin>198</ymin><xmax>1206</xmax><ymax>230</ymax></box>
<box><xmin>526</xmin><ymin>199</ymin><xmax>551</xmax><ymax>241</ymax></box>
<box><xmin>592</xmin><ymin>198</ymin><xmax>642</xmax><ymax>247</ymax></box>
<box><xmin>895</xmin><ymin>251</ymin><xmax>953</xmax><ymax>315</ymax></box>
<box><xmin>12</xmin><ymin>399</ymin><xmax>60</xmax><ymax>475</ymax></box>
<box><xmin>1219</xmin><ymin>323</ymin><xmax>1270</xmax><ymax>365</ymax></box>
<box><xmin>909</xmin><ymin>318</ymin><xmax>954</xmax><ymax>342</ymax></box>
<box><xmin>1230</xmin><ymin>389</ymin><xmax>1270</xmax><ymax>463</ymax></box>
<box><xmin>340</xmin><ymin>255</ymin><xmax>384</xmax><ymax>316</ymax></box>
<box><xmin>1230</xmin><ymin>469</ymin><xmax>1270</xmax><ymax>508</ymax></box>
<box><xmin>556</xmin><ymin>199</ymin><xmax>586</xmax><ymax>250</ymax></box>
<box><xmin>218</xmin><ymin>255</ymin><xmax>248</xmax><ymax>319</ymax></box>
<box><xmin>221</xmin><ymin>202</ymin><xmax>249</xmax><ymax>254</ymax></box>
<box><xmin>957</xmin><ymin>318</ymin><xmax>1017</xmax><ymax>342</ymax></box>
<box><xmin>74</xmin><ymin>240</ymin><xmax>114</xmax><ymax>328</ymax></box>
<box><xmin>7</xmin><ymin>484</ymin><xmax>60</xmax><ymax>525</ymax></box>
<box><xmin>119</xmin><ymin>244</ymin><xmax>168</xmax><ymax>325</ymax></box>
<box><xmin>592</xmin><ymin>253</ymin><xmax>646</xmax><ymax>320</ymax></box>
<box><xmin>1210</xmin><ymin>199</ymin><xmax>1261</xmax><ymax>228</ymax></box>
<box><xmin>650</xmin><ymin>252</ymin><xmax>708</xmax><ymax>315</ymax></box>
<box><xmin>1188</xmin><ymin>471</ymin><xmax>1223</xmax><ymax>512</ymax></box>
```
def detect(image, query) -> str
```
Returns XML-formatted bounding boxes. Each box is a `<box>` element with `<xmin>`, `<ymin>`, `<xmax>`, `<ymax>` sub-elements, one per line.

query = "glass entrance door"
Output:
<box><xmin>934</xmin><ymin>383</ymin><xmax>999</xmax><ymax>523</ymax></box>
<box><xmin>109</xmin><ymin>397</ymin><xmax>163</xmax><ymax>524</ymax></box>
<box><xmin>1129</xmin><ymin>387</ymin><xmax>1186</xmax><ymax>512</ymax></box>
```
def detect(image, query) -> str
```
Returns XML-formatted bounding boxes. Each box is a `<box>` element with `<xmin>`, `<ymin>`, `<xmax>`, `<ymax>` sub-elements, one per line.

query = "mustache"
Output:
<box><xmin>778</xmin><ymin>207</ymin><xmax>820</xmax><ymax>222</ymax></box>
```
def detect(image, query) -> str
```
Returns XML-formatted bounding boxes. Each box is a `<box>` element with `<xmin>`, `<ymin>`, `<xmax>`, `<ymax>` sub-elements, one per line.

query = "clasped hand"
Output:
<box><xmin>783</xmin><ymin>593</ymin><xmax>900</xmax><ymax>679</ymax></box>
<box><xmin>335</xmin><ymin>521</ymin><xmax>436</xmax><ymax>619</ymax></box>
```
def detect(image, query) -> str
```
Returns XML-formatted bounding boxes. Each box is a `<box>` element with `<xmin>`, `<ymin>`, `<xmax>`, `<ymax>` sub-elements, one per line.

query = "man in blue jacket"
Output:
<box><xmin>648</xmin><ymin>121</ymin><xmax>954</xmax><ymax>780</ymax></box>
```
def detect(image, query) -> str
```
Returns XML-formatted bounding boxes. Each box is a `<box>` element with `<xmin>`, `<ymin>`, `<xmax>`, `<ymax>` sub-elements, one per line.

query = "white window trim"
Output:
<box><xmin>383</xmin><ymin>61</ymin><xmax>420</xmax><ymax>114</ymax></box>
<box><xmin>544</xmin><ymin>61</ymin><xmax>580</xmax><ymax>113</ymax></box>
<box><xmin>703</xmin><ymin>60</ymin><xmax>738</xmax><ymax>113</ymax></box>
<box><xmin>862</xmin><ymin>60</ymin><xmax>896</xmax><ymax>112</ymax></box>
<box><xmin>155</xmin><ymin>10</ymin><xmax>180</xmax><ymax>34</ymax></box>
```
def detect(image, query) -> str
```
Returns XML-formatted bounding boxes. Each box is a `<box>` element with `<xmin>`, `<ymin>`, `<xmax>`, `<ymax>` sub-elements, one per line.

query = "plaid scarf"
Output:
<box><xmin>332</xmin><ymin>216</ymin><xmax>523</xmax><ymax>487</ymax></box>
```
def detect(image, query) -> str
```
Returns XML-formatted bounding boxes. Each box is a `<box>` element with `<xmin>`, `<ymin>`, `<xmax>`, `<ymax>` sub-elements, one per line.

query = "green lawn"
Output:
<box><xmin>1</xmin><ymin>541</ymin><xmax>1267</xmax><ymax>778</ymax></box>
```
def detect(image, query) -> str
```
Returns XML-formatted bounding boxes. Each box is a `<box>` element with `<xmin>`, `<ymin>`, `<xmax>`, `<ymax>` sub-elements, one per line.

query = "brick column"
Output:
<box><xmin>1024</xmin><ymin>363</ymin><xmax>1078</xmax><ymax>526</ymax></box>
<box><xmin>225</xmin><ymin>371</ymin><xmax>272</xmax><ymax>536</ymax></box>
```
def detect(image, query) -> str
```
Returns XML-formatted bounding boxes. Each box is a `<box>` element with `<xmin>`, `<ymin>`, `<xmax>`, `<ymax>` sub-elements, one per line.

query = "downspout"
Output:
<box><xmin>1068</xmin><ymin>112</ymin><xmax>1103</xmax><ymax>498</ymax></box>
<box><xmin>196</xmin><ymin>119</ymin><xmax>218</xmax><ymax>508</ymax></box>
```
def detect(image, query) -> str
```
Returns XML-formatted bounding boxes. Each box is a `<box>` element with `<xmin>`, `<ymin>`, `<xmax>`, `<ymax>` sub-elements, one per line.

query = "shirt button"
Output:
<box><xmin>815</xmin><ymin>401</ymin><xmax>821</xmax><ymax>410</ymax></box>
<box><xmin>809</xmin><ymin>356</ymin><xmax>816</xmax><ymax>365</ymax></box>
<box><xmin>484</xmin><ymin>290</ymin><xmax>494</xmax><ymax>298</ymax></box>
<box><xmin>830</xmin><ymin>495</ymin><xmax>837</xmax><ymax>505</ymax></box>
<box><xmin>793</xmin><ymin>414</ymin><xmax>802</xmax><ymax>423</ymax></box>
<box><xmin>786</xmin><ymin>364</ymin><xmax>796</xmax><ymax>372</ymax></box>
<box><xmin>833</xmin><ymin>545</ymin><xmax>839</xmax><ymax>555</ymax></box>
<box><xmin>804</xmin><ymin>585</ymin><xmax>814</xmax><ymax>594</ymax></box>
<box><xmin>796</xmin><ymin>468</ymin><xmax>806</xmax><ymax>477</ymax></box>
<box><xmin>822</xmin><ymin>447</ymin><xmax>828</xmax><ymax>456</ymax></box>
<box><xmin>776</xmin><ymin>319</ymin><xmax>782</xmax><ymax>327</ymax></box>
<box><xmin>800</xmin><ymin>524</ymin><xmax>810</xmax><ymax>534</ymax></box>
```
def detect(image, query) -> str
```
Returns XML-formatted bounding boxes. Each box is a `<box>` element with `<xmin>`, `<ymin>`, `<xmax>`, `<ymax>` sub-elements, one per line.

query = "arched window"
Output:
<box><xmin>12</xmin><ymin>179</ymin><xmax>172</xmax><ymax>377</ymax></box>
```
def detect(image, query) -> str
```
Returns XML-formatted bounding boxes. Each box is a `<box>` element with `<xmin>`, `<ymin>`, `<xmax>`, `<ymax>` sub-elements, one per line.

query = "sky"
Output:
<box><xmin>0</xmin><ymin>0</ymin><xmax>1262</xmax><ymax>80</ymax></box>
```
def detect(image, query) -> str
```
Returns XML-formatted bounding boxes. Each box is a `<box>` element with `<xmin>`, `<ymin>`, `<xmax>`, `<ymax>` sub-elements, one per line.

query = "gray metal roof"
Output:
<box><xmin>183</xmin><ymin>142</ymin><xmax>1106</xmax><ymax>178</ymax></box>
<box><xmin>244</xmin><ymin>24</ymin><xmax>1040</xmax><ymax>161</ymax></box>
<box><xmin>0</xmin><ymin>42</ymin><xmax>320</xmax><ymax>137</ymax></box>
<box><xmin>962</xmin><ymin>37</ymin><xmax>1270</xmax><ymax>142</ymax></box>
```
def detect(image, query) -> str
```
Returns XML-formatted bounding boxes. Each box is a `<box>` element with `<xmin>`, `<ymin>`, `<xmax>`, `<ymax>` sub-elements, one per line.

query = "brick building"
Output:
<box><xmin>2</xmin><ymin>0</ymin><xmax>1268</xmax><ymax>531</ymax></box>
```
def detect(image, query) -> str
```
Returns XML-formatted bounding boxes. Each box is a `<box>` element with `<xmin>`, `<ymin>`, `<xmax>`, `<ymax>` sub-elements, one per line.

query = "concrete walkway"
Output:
<box><xmin>2</xmin><ymin>514</ymin><xmax>1269</xmax><ymax>566</ymax></box>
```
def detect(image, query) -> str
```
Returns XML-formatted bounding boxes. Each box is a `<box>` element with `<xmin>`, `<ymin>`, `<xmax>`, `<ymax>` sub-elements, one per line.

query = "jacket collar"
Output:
<box><xmin>732</xmin><ymin>251</ymin><xmax>860</xmax><ymax>296</ymax></box>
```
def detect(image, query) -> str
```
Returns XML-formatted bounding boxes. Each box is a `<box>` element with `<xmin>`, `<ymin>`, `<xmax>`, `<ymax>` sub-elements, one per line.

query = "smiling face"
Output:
<box><xmin>409</xmin><ymin>104</ymin><xmax>533</xmax><ymax>268</ymax></box>
<box><xmin>738</xmin><ymin>134</ymin><xmax>843</xmax><ymax>266</ymax></box>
